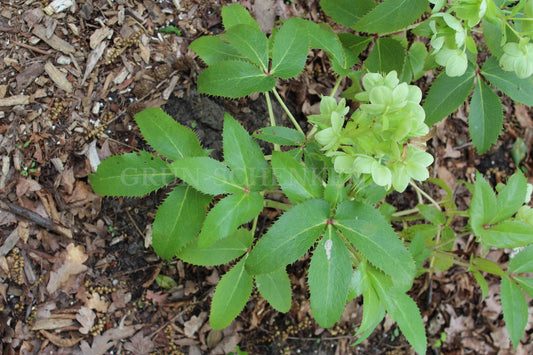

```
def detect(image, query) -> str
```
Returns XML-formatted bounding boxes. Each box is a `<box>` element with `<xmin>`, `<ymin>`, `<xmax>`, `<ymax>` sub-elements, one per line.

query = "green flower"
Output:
<box><xmin>389</xmin><ymin>147</ymin><xmax>434</xmax><ymax>192</ymax></box>
<box><xmin>353</xmin><ymin>156</ymin><xmax>393</xmax><ymax>189</ymax></box>
<box><xmin>516</xmin><ymin>206</ymin><xmax>533</xmax><ymax>225</ymax></box>
<box><xmin>315</xmin><ymin>111</ymin><xmax>345</xmax><ymax>154</ymax></box>
<box><xmin>499</xmin><ymin>42</ymin><xmax>533</xmax><ymax>79</ymax></box>
<box><xmin>452</xmin><ymin>0</ymin><xmax>488</xmax><ymax>27</ymax></box>
<box><xmin>430</xmin><ymin>13</ymin><xmax>469</xmax><ymax>76</ymax></box>
<box><xmin>435</xmin><ymin>47</ymin><xmax>468</xmax><ymax>77</ymax></box>
<box><xmin>308</xmin><ymin>96</ymin><xmax>349</xmax><ymax>129</ymax></box>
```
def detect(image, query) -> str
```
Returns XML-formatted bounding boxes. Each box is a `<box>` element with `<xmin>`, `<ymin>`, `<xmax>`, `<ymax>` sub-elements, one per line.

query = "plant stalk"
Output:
<box><xmin>264</xmin><ymin>91</ymin><xmax>281</xmax><ymax>152</ymax></box>
<box><xmin>272</xmin><ymin>88</ymin><xmax>305</xmax><ymax>135</ymax></box>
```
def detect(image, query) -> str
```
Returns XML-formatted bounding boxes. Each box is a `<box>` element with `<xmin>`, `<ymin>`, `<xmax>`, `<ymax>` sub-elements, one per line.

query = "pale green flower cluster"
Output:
<box><xmin>310</xmin><ymin>72</ymin><xmax>434</xmax><ymax>192</ymax></box>
<box><xmin>500</xmin><ymin>42</ymin><xmax>533</xmax><ymax>79</ymax></box>
<box><xmin>429</xmin><ymin>12</ymin><xmax>469</xmax><ymax>77</ymax></box>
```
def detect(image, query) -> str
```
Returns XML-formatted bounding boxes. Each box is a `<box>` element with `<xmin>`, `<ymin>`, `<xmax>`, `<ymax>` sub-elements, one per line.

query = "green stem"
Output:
<box><xmin>264</xmin><ymin>91</ymin><xmax>281</xmax><ymax>152</ymax></box>
<box><xmin>330</xmin><ymin>76</ymin><xmax>342</xmax><ymax>97</ymax></box>
<box><xmin>410</xmin><ymin>181</ymin><xmax>441</xmax><ymax>211</ymax></box>
<box><xmin>272</xmin><ymin>88</ymin><xmax>305</xmax><ymax>135</ymax></box>
<box><xmin>264</xmin><ymin>199</ymin><xmax>293</xmax><ymax>211</ymax></box>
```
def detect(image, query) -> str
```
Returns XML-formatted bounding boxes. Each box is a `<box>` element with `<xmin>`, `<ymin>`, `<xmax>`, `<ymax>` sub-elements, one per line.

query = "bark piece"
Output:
<box><xmin>33</xmin><ymin>24</ymin><xmax>75</xmax><ymax>54</ymax></box>
<box><xmin>44</xmin><ymin>62</ymin><xmax>73</xmax><ymax>93</ymax></box>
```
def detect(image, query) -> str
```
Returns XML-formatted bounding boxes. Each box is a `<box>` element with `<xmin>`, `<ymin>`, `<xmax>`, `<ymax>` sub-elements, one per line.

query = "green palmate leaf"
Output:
<box><xmin>417</xmin><ymin>204</ymin><xmax>446</xmax><ymax>225</ymax></box>
<box><xmin>170</xmin><ymin>157</ymin><xmax>243</xmax><ymax>195</ymax></box>
<box><xmin>514</xmin><ymin>276</ymin><xmax>533</xmax><ymax>297</ymax></box>
<box><xmin>302</xmin><ymin>21</ymin><xmax>346</xmax><ymax>75</ymax></box>
<box><xmin>423</xmin><ymin>65</ymin><xmax>475</xmax><ymax>126</ymax></box>
<box><xmin>189</xmin><ymin>36</ymin><xmax>246</xmax><ymax>66</ymax></box>
<box><xmin>152</xmin><ymin>185</ymin><xmax>211</xmax><ymax>259</ymax></box>
<box><xmin>135</xmin><ymin>108</ymin><xmax>204</xmax><ymax>161</ymax></box>
<box><xmin>271</xmin><ymin>151</ymin><xmax>324</xmax><ymax>204</ymax></box>
<box><xmin>469</xmin><ymin>171</ymin><xmax>498</xmax><ymax>236</ymax></box>
<box><xmin>222</xmin><ymin>4</ymin><xmax>260</xmax><ymax>30</ymax></box>
<box><xmin>509</xmin><ymin>245</ymin><xmax>533</xmax><ymax>273</ymax></box>
<box><xmin>481</xmin><ymin>56</ymin><xmax>533</xmax><ymax>106</ymax></box>
<box><xmin>177</xmin><ymin>228</ymin><xmax>253</xmax><ymax>266</ymax></box>
<box><xmin>255</xmin><ymin>268</ymin><xmax>292</xmax><ymax>312</ymax></box>
<box><xmin>481</xmin><ymin>220</ymin><xmax>533</xmax><ymax>248</ymax></box>
<box><xmin>470</xmin><ymin>268</ymin><xmax>489</xmax><ymax>301</ymax></box>
<box><xmin>500</xmin><ymin>277</ymin><xmax>528</xmax><ymax>349</ymax></box>
<box><xmin>320</xmin><ymin>0</ymin><xmax>376</xmax><ymax>28</ymax></box>
<box><xmin>198</xmin><ymin>191</ymin><xmax>264</xmax><ymax>247</ymax></box>
<box><xmin>90</xmin><ymin>151</ymin><xmax>174</xmax><ymax>197</ymax></box>
<box><xmin>365</xmin><ymin>36</ymin><xmax>406</xmax><ymax>75</ymax></box>
<box><xmin>223</xmin><ymin>113</ymin><xmax>269</xmax><ymax>189</ymax></box>
<box><xmin>308</xmin><ymin>227</ymin><xmax>352</xmax><ymax>328</ymax></box>
<box><xmin>353</xmin><ymin>285</ymin><xmax>385</xmax><ymax>345</ymax></box>
<box><xmin>368</xmin><ymin>268</ymin><xmax>427</xmax><ymax>354</ymax></box>
<box><xmin>246</xmin><ymin>199</ymin><xmax>330</xmax><ymax>275</ymax></box>
<box><xmin>335</xmin><ymin>200</ymin><xmax>415</xmax><ymax>291</ymax></box>
<box><xmin>253</xmin><ymin>126</ymin><xmax>306</xmax><ymax>146</ymax></box>
<box><xmin>353</xmin><ymin>0</ymin><xmax>428</xmax><ymax>34</ymax></box>
<box><xmin>271</xmin><ymin>18</ymin><xmax>309</xmax><ymax>79</ymax></box>
<box><xmin>348</xmin><ymin>264</ymin><xmax>370</xmax><ymax>301</ymax></box>
<box><xmin>494</xmin><ymin>172</ymin><xmax>528</xmax><ymax>223</ymax></box>
<box><xmin>197</xmin><ymin>61</ymin><xmax>276</xmax><ymax>99</ymax></box>
<box><xmin>468</xmin><ymin>77</ymin><xmax>503</xmax><ymax>154</ymax></box>
<box><xmin>223</xmin><ymin>25</ymin><xmax>269</xmax><ymax>71</ymax></box>
<box><xmin>210</xmin><ymin>258</ymin><xmax>254</xmax><ymax>330</ymax></box>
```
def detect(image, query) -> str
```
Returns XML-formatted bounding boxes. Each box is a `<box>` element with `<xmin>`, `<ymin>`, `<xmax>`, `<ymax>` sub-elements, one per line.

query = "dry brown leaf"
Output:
<box><xmin>145</xmin><ymin>289</ymin><xmax>167</xmax><ymax>306</ymax></box>
<box><xmin>111</xmin><ymin>289</ymin><xmax>131</xmax><ymax>309</ymax></box>
<box><xmin>78</xmin><ymin>336</ymin><xmax>113</xmax><ymax>355</ymax></box>
<box><xmin>40</xmin><ymin>330</ymin><xmax>82</xmax><ymax>348</ymax></box>
<box><xmin>184</xmin><ymin>312</ymin><xmax>208</xmax><ymax>338</ymax></box>
<box><xmin>123</xmin><ymin>331</ymin><xmax>155</xmax><ymax>355</ymax></box>
<box><xmin>76</xmin><ymin>307</ymin><xmax>95</xmax><ymax>334</ymax></box>
<box><xmin>515</xmin><ymin>104</ymin><xmax>533</xmax><ymax>128</ymax></box>
<box><xmin>31</xmin><ymin>318</ymin><xmax>75</xmax><ymax>330</ymax></box>
<box><xmin>47</xmin><ymin>243</ymin><xmax>88</xmax><ymax>293</ymax></box>
<box><xmin>87</xmin><ymin>292</ymin><xmax>109</xmax><ymax>313</ymax></box>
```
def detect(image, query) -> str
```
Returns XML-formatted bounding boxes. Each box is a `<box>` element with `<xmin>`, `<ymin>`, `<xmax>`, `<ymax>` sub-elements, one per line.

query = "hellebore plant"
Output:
<box><xmin>91</xmin><ymin>2</ymin><xmax>533</xmax><ymax>353</ymax></box>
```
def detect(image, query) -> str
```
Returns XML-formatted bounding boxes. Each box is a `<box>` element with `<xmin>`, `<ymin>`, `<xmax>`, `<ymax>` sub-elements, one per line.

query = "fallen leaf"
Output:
<box><xmin>87</xmin><ymin>292</ymin><xmax>109</xmax><ymax>313</ymax></box>
<box><xmin>76</xmin><ymin>307</ymin><xmax>96</xmax><ymax>334</ymax></box>
<box><xmin>145</xmin><ymin>289</ymin><xmax>167</xmax><ymax>305</ymax></box>
<box><xmin>184</xmin><ymin>312</ymin><xmax>208</xmax><ymax>338</ymax></box>
<box><xmin>47</xmin><ymin>243</ymin><xmax>88</xmax><ymax>293</ymax></box>
<box><xmin>40</xmin><ymin>330</ymin><xmax>82</xmax><ymax>347</ymax></box>
<box><xmin>124</xmin><ymin>331</ymin><xmax>155</xmax><ymax>355</ymax></box>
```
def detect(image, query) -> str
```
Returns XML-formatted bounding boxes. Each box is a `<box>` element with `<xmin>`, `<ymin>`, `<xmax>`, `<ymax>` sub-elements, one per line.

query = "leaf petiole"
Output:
<box><xmin>272</xmin><ymin>88</ymin><xmax>305</xmax><ymax>135</ymax></box>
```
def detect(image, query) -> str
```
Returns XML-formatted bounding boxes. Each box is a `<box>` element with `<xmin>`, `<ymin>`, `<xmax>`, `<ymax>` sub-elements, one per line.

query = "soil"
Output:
<box><xmin>0</xmin><ymin>0</ymin><xmax>532</xmax><ymax>355</ymax></box>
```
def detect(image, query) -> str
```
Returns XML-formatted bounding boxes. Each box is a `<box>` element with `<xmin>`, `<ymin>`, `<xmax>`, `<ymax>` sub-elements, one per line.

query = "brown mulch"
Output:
<box><xmin>1</xmin><ymin>0</ymin><xmax>532</xmax><ymax>354</ymax></box>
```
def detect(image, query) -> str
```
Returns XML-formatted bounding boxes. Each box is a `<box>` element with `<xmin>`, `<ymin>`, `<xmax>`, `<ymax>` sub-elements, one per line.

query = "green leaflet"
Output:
<box><xmin>481</xmin><ymin>19</ymin><xmax>505</xmax><ymax>59</ymax></box>
<box><xmin>347</xmin><ymin>265</ymin><xmax>370</xmax><ymax>301</ymax></box>
<box><xmin>89</xmin><ymin>151</ymin><xmax>174</xmax><ymax>197</ymax></box>
<box><xmin>423</xmin><ymin>65</ymin><xmax>475</xmax><ymax>126</ymax></box>
<box><xmin>481</xmin><ymin>220</ymin><xmax>533</xmax><ymax>248</ymax></box>
<box><xmin>198</xmin><ymin>191</ymin><xmax>264</xmax><ymax>247</ymax></box>
<box><xmin>177</xmin><ymin>228</ymin><xmax>253</xmax><ymax>266</ymax></box>
<box><xmin>255</xmin><ymin>268</ymin><xmax>292</xmax><ymax>312</ymax></box>
<box><xmin>514</xmin><ymin>276</ymin><xmax>533</xmax><ymax>298</ymax></box>
<box><xmin>222</xmin><ymin>4</ymin><xmax>260</xmax><ymax>30</ymax></box>
<box><xmin>403</xmin><ymin>42</ymin><xmax>428</xmax><ymax>82</ymax></box>
<box><xmin>501</xmin><ymin>277</ymin><xmax>528</xmax><ymax>349</ymax></box>
<box><xmin>189</xmin><ymin>36</ymin><xmax>246</xmax><ymax>66</ymax></box>
<box><xmin>368</xmin><ymin>268</ymin><xmax>427</xmax><ymax>355</ymax></box>
<box><xmin>197</xmin><ymin>61</ymin><xmax>276</xmax><ymax>99</ymax></box>
<box><xmin>152</xmin><ymin>185</ymin><xmax>211</xmax><ymax>259</ymax></box>
<box><xmin>246</xmin><ymin>199</ymin><xmax>330</xmax><ymax>275</ymax></box>
<box><xmin>223</xmin><ymin>25</ymin><xmax>269</xmax><ymax>71</ymax></box>
<box><xmin>334</xmin><ymin>200</ymin><xmax>415</xmax><ymax>291</ymax></box>
<box><xmin>352</xmin><ymin>0</ymin><xmax>428</xmax><ymax>34</ymax></box>
<box><xmin>417</xmin><ymin>204</ymin><xmax>446</xmax><ymax>225</ymax></box>
<box><xmin>472</xmin><ymin>257</ymin><xmax>507</xmax><ymax>277</ymax></box>
<box><xmin>253</xmin><ymin>126</ymin><xmax>306</xmax><ymax>146</ymax></box>
<box><xmin>469</xmin><ymin>171</ymin><xmax>498</xmax><ymax>236</ymax></box>
<box><xmin>323</xmin><ymin>168</ymin><xmax>349</xmax><ymax>207</ymax></box>
<box><xmin>365</xmin><ymin>37</ymin><xmax>406</xmax><ymax>75</ymax></box>
<box><xmin>494</xmin><ymin>172</ymin><xmax>528</xmax><ymax>223</ymax></box>
<box><xmin>470</xmin><ymin>268</ymin><xmax>489</xmax><ymax>301</ymax></box>
<box><xmin>468</xmin><ymin>77</ymin><xmax>503</xmax><ymax>154</ymax></box>
<box><xmin>135</xmin><ymin>107</ymin><xmax>204</xmax><ymax>161</ymax></box>
<box><xmin>302</xmin><ymin>21</ymin><xmax>346</xmax><ymax>75</ymax></box>
<box><xmin>271</xmin><ymin>18</ymin><xmax>309</xmax><ymax>79</ymax></box>
<box><xmin>353</xmin><ymin>285</ymin><xmax>385</xmax><ymax>345</ymax></box>
<box><xmin>155</xmin><ymin>274</ymin><xmax>177</xmax><ymax>290</ymax></box>
<box><xmin>170</xmin><ymin>157</ymin><xmax>243</xmax><ymax>195</ymax></box>
<box><xmin>223</xmin><ymin>113</ymin><xmax>269</xmax><ymax>189</ymax></box>
<box><xmin>338</xmin><ymin>33</ymin><xmax>372</xmax><ymax>68</ymax></box>
<box><xmin>271</xmin><ymin>151</ymin><xmax>324</xmax><ymax>204</ymax></box>
<box><xmin>320</xmin><ymin>0</ymin><xmax>376</xmax><ymax>28</ymax></box>
<box><xmin>481</xmin><ymin>56</ymin><xmax>533</xmax><ymax>106</ymax></box>
<box><xmin>509</xmin><ymin>245</ymin><xmax>533</xmax><ymax>273</ymax></box>
<box><xmin>210</xmin><ymin>258</ymin><xmax>254</xmax><ymax>330</ymax></box>
<box><xmin>308</xmin><ymin>227</ymin><xmax>352</xmax><ymax>328</ymax></box>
